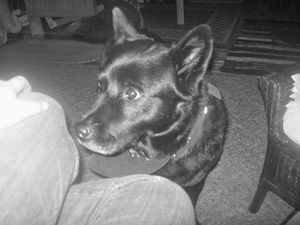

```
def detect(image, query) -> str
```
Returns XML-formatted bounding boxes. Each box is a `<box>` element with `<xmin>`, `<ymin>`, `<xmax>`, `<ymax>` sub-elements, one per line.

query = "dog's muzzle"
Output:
<box><xmin>74</xmin><ymin>121</ymin><xmax>118</xmax><ymax>155</ymax></box>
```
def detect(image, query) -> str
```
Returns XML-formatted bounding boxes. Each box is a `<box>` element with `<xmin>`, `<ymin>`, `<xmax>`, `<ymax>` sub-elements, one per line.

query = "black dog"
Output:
<box><xmin>75</xmin><ymin>7</ymin><xmax>227</xmax><ymax>188</ymax></box>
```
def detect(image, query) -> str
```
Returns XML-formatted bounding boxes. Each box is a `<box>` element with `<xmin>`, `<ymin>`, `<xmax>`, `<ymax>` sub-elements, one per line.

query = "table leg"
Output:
<box><xmin>176</xmin><ymin>0</ymin><xmax>184</xmax><ymax>25</ymax></box>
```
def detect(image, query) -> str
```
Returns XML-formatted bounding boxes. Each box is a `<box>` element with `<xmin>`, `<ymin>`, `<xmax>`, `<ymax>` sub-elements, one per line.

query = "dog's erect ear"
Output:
<box><xmin>170</xmin><ymin>25</ymin><xmax>213</xmax><ymax>96</ymax></box>
<box><xmin>112</xmin><ymin>7</ymin><xmax>149</xmax><ymax>44</ymax></box>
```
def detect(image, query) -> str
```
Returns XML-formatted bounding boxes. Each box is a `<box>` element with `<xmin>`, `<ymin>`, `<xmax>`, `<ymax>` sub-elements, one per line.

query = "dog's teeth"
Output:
<box><xmin>137</xmin><ymin>150</ymin><xmax>150</xmax><ymax>161</ymax></box>
<box><xmin>186</xmin><ymin>136</ymin><xmax>192</xmax><ymax>143</ymax></box>
<box><xmin>129</xmin><ymin>148</ymin><xmax>151</xmax><ymax>161</ymax></box>
<box><xmin>129</xmin><ymin>149</ymin><xmax>139</xmax><ymax>158</ymax></box>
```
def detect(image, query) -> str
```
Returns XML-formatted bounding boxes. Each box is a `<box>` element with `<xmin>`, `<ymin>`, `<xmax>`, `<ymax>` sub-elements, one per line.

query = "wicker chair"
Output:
<box><xmin>249</xmin><ymin>64</ymin><xmax>300</xmax><ymax>216</ymax></box>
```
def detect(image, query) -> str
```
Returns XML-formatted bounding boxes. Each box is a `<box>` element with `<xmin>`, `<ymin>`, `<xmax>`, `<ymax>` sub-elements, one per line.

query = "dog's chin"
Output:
<box><xmin>77</xmin><ymin>138</ymin><xmax>124</xmax><ymax>156</ymax></box>
<box><xmin>77</xmin><ymin>137</ymin><xmax>164</xmax><ymax>161</ymax></box>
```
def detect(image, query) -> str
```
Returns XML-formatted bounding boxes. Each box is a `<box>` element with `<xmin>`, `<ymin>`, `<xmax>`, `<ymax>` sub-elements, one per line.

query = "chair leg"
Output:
<box><xmin>280</xmin><ymin>209</ymin><xmax>299</xmax><ymax>225</ymax></box>
<box><xmin>28</xmin><ymin>16</ymin><xmax>44</xmax><ymax>38</ymax></box>
<box><xmin>176</xmin><ymin>0</ymin><xmax>184</xmax><ymax>25</ymax></box>
<box><xmin>249</xmin><ymin>179</ymin><xmax>268</xmax><ymax>213</ymax></box>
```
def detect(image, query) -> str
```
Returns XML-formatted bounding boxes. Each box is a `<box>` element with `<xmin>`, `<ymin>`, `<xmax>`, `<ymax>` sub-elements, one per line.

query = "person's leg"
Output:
<box><xmin>58</xmin><ymin>174</ymin><xmax>196</xmax><ymax>225</ymax></box>
<box><xmin>0</xmin><ymin>92</ymin><xmax>79</xmax><ymax>225</ymax></box>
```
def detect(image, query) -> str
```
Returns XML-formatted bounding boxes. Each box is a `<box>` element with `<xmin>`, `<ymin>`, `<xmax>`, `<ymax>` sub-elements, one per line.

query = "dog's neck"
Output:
<box><xmin>128</xmin><ymin>82</ymin><xmax>221</xmax><ymax>161</ymax></box>
<box><xmin>147</xmin><ymin>84</ymin><xmax>209</xmax><ymax>156</ymax></box>
<box><xmin>149</xmin><ymin>82</ymin><xmax>222</xmax><ymax>158</ymax></box>
<box><xmin>174</xmin><ymin>82</ymin><xmax>222</xmax><ymax>159</ymax></box>
<box><xmin>172</xmin><ymin>102</ymin><xmax>209</xmax><ymax>159</ymax></box>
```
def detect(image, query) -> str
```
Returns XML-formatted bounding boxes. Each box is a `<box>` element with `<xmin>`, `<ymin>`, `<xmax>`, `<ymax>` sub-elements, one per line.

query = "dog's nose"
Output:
<box><xmin>75</xmin><ymin>123</ymin><xmax>91</xmax><ymax>139</ymax></box>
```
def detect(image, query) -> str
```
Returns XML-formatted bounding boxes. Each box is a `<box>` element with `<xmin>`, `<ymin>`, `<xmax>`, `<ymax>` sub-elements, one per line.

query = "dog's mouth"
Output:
<box><xmin>126</xmin><ymin>138</ymin><xmax>154</xmax><ymax>161</ymax></box>
<box><xmin>74</xmin><ymin>123</ymin><xmax>157</xmax><ymax>161</ymax></box>
<box><xmin>128</xmin><ymin>148</ymin><xmax>151</xmax><ymax>161</ymax></box>
<box><xmin>76</xmin><ymin>133</ymin><xmax>118</xmax><ymax>155</ymax></box>
<box><xmin>78</xmin><ymin>136</ymin><xmax>155</xmax><ymax>161</ymax></box>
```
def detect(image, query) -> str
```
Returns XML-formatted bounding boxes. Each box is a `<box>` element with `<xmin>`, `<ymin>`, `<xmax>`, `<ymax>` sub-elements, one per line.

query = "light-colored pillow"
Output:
<box><xmin>283</xmin><ymin>73</ymin><xmax>300</xmax><ymax>145</ymax></box>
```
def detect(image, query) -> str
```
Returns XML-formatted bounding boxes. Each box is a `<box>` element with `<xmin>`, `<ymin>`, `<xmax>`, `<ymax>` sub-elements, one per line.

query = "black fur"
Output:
<box><xmin>75</xmin><ymin>7</ymin><xmax>227</xmax><ymax>187</ymax></box>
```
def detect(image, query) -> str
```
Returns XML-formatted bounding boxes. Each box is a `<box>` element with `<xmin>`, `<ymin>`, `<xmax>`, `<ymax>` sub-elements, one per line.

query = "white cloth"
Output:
<box><xmin>283</xmin><ymin>73</ymin><xmax>300</xmax><ymax>145</ymax></box>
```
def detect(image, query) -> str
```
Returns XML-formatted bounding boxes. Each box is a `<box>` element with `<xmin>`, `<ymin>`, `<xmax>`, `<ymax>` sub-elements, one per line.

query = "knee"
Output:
<box><xmin>118</xmin><ymin>174</ymin><xmax>196</xmax><ymax>225</ymax></box>
<box><xmin>138</xmin><ymin>174</ymin><xmax>186</xmax><ymax>195</ymax></box>
<box><xmin>143</xmin><ymin>175</ymin><xmax>194</xmax><ymax>207</ymax></box>
<box><xmin>122</xmin><ymin>174</ymin><xmax>192</xmax><ymax>202</ymax></box>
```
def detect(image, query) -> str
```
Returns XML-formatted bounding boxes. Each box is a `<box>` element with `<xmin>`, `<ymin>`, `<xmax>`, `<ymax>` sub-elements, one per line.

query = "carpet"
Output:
<box><xmin>220</xmin><ymin>20</ymin><xmax>300</xmax><ymax>76</ymax></box>
<box><xmin>143</xmin><ymin>3</ymin><xmax>242</xmax><ymax>43</ymax></box>
<box><xmin>1</xmin><ymin>39</ymin><xmax>104</xmax><ymax>64</ymax></box>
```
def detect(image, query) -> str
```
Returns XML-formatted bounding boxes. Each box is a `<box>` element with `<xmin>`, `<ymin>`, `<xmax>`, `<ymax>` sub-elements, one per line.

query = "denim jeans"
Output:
<box><xmin>0</xmin><ymin>92</ymin><xmax>196</xmax><ymax>225</ymax></box>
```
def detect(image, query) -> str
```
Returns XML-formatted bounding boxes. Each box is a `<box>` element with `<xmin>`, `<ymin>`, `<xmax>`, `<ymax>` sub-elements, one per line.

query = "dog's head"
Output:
<box><xmin>75</xmin><ymin>8</ymin><xmax>213</xmax><ymax>160</ymax></box>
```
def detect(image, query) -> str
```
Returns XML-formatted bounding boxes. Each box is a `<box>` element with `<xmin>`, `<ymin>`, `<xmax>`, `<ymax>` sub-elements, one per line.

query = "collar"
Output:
<box><xmin>208</xmin><ymin>82</ymin><xmax>222</xmax><ymax>100</ymax></box>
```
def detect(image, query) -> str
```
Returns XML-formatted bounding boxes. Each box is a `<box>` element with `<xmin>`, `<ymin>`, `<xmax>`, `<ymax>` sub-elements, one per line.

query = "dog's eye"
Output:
<box><xmin>97</xmin><ymin>79</ymin><xmax>107</xmax><ymax>94</ymax></box>
<box><xmin>124</xmin><ymin>87</ymin><xmax>141</xmax><ymax>101</ymax></box>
